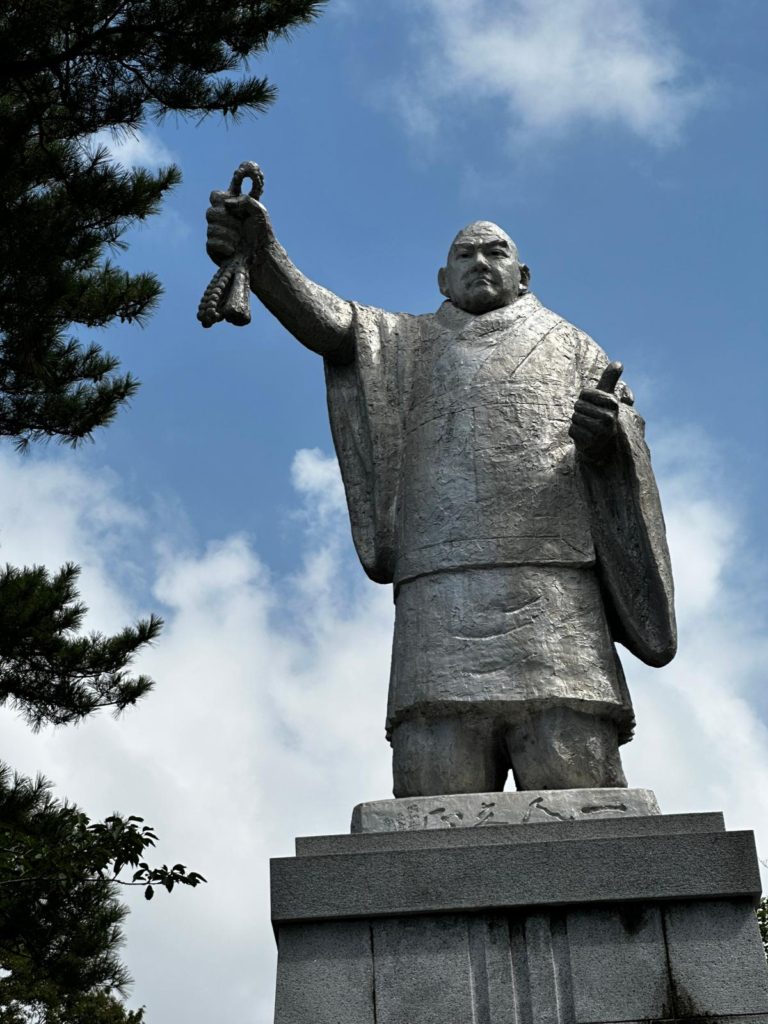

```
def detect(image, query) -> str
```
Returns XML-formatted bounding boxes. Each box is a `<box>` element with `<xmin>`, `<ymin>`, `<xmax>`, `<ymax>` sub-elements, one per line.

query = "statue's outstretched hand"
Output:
<box><xmin>205</xmin><ymin>192</ymin><xmax>273</xmax><ymax>268</ymax></box>
<box><xmin>569</xmin><ymin>361</ymin><xmax>624</xmax><ymax>463</ymax></box>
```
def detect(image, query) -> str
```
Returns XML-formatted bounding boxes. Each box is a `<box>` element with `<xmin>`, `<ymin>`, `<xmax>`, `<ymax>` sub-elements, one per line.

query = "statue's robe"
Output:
<box><xmin>325</xmin><ymin>293</ymin><xmax>676</xmax><ymax>743</ymax></box>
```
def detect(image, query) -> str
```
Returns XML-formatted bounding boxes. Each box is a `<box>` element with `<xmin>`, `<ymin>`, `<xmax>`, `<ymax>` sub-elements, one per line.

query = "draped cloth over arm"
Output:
<box><xmin>324</xmin><ymin>303</ymin><xmax>421</xmax><ymax>584</ymax></box>
<box><xmin>579</xmin><ymin>402</ymin><xmax>677</xmax><ymax>667</ymax></box>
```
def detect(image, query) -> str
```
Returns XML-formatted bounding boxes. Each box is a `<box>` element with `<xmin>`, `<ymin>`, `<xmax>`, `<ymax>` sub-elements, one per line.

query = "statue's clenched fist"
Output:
<box><xmin>205</xmin><ymin>192</ymin><xmax>273</xmax><ymax>268</ymax></box>
<box><xmin>569</xmin><ymin>361</ymin><xmax>627</xmax><ymax>463</ymax></box>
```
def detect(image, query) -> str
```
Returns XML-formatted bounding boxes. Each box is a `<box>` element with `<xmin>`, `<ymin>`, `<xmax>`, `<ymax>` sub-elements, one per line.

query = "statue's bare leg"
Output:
<box><xmin>505</xmin><ymin>707</ymin><xmax>627</xmax><ymax>790</ymax></box>
<box><xmin>391</xmin><ymin>713</ymin><xmax>507</xmax><ymax>797</ymax></box>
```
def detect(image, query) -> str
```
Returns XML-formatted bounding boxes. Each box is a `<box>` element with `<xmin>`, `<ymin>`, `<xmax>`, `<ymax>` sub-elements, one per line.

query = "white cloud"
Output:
<box><xmin>622</xmin><ymin>428</ymin><xmax>768</xmax><ymax>836</ymax></box>
<box><xmin>394</xmin><ymin>0</ymin><xmax>705</xmax><ymax>145</ymax></box>
<box><xmin>0</xmin><ymin>448</ymin><xmax>393</xmax><ymax>1023</ymax></box>
<box><xmin>75</xmin><ymin>127</ymin><xmax>192</xmax><ymax>247</ymax></box>
<box><xmin>88</xmin><ymin>128</ymin><xmax>175</xmax><ymax>169</ymax></box>
<box><xmin>0</xmin><ymin>426</ymin><xmax>766</xmax><ymax>1022</ymax></box>
<box><xmin>291</xmin><ymin>446</ymin><xmax>347</xmax><ymax>519</ymax></box>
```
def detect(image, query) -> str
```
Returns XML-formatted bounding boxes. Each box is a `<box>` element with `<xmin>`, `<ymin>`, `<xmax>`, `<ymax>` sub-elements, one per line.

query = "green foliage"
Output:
<box><xmin>0</xmin><ymin>0</ymin><xmax>326</xmax><ymax>446</ymax></box>
<box><xmin>0</xmin><ymin>563</ymin><xmax>161</xmax><ymax>729</ymax></box>
<box><xmin>0</xmin><ymin>765</ymin><xmax>205</xmax><ymax>1023</ymax></box>
<box><xmin>758</xmin><ymin>896</ymin><xmax>768</xmax><ymax>963</ymax></box>
<box><xmin>0</xmin><ymin>3</ymin><xmax>328</xmax><ymax>1020</ymax></box>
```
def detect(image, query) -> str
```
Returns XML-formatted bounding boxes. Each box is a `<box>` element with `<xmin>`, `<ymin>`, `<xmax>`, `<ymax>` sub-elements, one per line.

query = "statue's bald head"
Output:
<box><xmin>449</xmin><ymin>221</ymin><xmax>520</xmax><ymax>259</ymax></box>
<box><xmin>439</xmin><ymin>221</ymin><xmax>530</xmax><ymax>314</ymax></box>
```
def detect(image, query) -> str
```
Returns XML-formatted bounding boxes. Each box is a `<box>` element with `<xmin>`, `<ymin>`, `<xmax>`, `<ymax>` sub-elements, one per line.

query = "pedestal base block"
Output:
<box><xmin>351</xmin><ymin>787</ymin><xmax>661</xmax><ymax>833</ymax></box>
<box><xmin>272</xmin><ymin>810</ymin><xmax>768</xmax><ymax>1023</ymax></box>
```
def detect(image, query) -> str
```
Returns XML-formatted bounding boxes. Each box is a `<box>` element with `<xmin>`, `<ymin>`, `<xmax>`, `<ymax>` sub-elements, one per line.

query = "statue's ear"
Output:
<box><xmin>437</xmin><ymin>266</ymin><xmax>450</xmax><ymax>299</ymax></box>
<box><xmin>519</xmin><ymin>263</ymin><xmax>531</xmax><ymax>295</ymax></box>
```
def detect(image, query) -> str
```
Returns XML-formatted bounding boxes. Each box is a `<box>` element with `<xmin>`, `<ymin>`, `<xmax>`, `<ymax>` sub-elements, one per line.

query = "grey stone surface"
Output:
<box><xmin>566</xmin><ymin>905</ymin><xmax>673</xmax><ymax>1020</ymax></box>
<box><xmin>524</xmin><ymin>911</ymin><xmax>575</xmax><ymax>1021</ymax></box>
<box><xmin>206</xmin><ymin>193</ymin><xmax>677</xmax><ymax>794</ymax></box>
<box><xmin>273</xmin><ymin>920</ymin><xmax>374</xmax><ymax>1024</ymax></box>
<box><xmin>598</xmin><ymin>1018</ymin><xmax>768</xmax><ymax>1023</ymax></box>
<box><xmin>272</xmin><ymin>830</ymin><xmax>761</xmax><ymax>924</ymax></box>
<box><xmin>297</xmin><ymin>811</ymin><xmax>724</xmax><ymax>857</ymax></box>
<box><xmin>272</xmin><ymin>909</ymin><xmax>768</xmax><ymax>1023</ymax></box>
<box><xmin>351</xmin><ymin>787</ymin><xmax>660</xmax><ymax>834</ymax></box>
<box><xmin>372</xmin><ymin>915</ymin><xmax>477</xmax><ymax>1023</ymax></box>
<box><xmin>272</xmin><ymin>818</ymin><xmax>768</xmax><ymax>1022</ymax></box>
<box><xmin>474</xmin><ymin>914</ymin><xmax>522</xmax><ymax>1022</ymax></box>
<box><xmin>663</xmin><ymin>898</ymin><xmax>768</xmax><ymax>1015</ymax></box>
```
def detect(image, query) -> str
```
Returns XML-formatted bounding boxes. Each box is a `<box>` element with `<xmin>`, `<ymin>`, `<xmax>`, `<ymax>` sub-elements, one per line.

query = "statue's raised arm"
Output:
<box><xmin>204</xmin><ymin>172</ymin><xmax>354</xmax><ymax>363</ymax></box>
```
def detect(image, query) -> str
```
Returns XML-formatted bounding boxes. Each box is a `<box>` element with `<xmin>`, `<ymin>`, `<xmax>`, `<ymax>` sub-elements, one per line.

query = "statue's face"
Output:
<box><xmin>439</xmin><ymin>222</ymin><xmax>528</xmax><ymax>314</ymax></box>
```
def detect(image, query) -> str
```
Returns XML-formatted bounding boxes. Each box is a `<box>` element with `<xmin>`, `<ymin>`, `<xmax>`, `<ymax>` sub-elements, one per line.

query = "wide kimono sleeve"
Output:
<box><xmin>323</xmin><ymin>303</ymin><xmax>424</xmax><ymax>584</ymax></box>
<box><xmin>577</xmin><ymin>367</ymin><xmax>677</xmax><ymax>668</ymax></box>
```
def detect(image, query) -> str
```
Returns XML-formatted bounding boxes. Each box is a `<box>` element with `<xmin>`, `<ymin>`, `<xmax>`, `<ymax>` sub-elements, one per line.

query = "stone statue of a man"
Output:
<box><xmin>206</xmin><ymin>192</ymin><xmax>676</xmax><ymax>798</ymax></box>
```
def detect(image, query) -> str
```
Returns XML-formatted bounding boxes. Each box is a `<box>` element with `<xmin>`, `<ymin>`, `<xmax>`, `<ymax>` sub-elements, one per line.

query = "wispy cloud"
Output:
<box><xmin>0</xmin><ymin>448</ymin><xmax>393</xmax><ymax>1023</ymax></box>
<box><xmin>0</xmin><ymin>426</ymin><xmax>765</xmax><ymax>1022</ymax></box>
<box><xmin>393</xmin><ymin>0</ymin><xmax>706</xmax><ymax>145</ymax></box>
<box><xmin>623</xmin><ymin>427</ymin><xmax>768</xmax><ymax>827</ymax></box>
<box><xmin>88</xmin><ymin>128</ymin><xmax>175</xmax><ymax>169</ymax></box>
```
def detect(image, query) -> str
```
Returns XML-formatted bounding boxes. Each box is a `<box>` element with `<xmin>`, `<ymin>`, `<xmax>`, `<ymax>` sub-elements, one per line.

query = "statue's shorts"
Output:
<box><xmin>387</xmin><ymin>565</ymin><xmax>634</xmax><ymax>795</ymax></box>
<box><xmin>390</xmin><ymin>707</ymin><xmax>627</xmax><ymax>796</ymax></box>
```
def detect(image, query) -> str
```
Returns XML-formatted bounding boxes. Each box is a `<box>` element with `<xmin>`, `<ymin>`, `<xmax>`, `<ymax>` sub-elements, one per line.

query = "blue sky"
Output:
<box><xmin>2</xmin><ymin>2</ymin><xmax>768</xmax><ymax>1021</ymax></box>
<box><xmin>75</xmin><ymin>0</ymin><xmax>768</xmax><ymax>564</ymax></box>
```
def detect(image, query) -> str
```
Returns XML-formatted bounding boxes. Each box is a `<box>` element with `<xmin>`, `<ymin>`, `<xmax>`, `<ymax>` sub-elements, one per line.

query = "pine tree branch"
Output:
<box><xmin>0</xmin><ymin>564</ymin><xmax>162</xmax><ymax>728</ymax></box>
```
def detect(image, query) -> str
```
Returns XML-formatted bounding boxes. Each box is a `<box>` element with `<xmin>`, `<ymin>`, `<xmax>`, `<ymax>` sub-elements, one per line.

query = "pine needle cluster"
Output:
<box><xmin>0</xmin><ymin>564</ymin><xmax>161</xmax><ymax>728</ymax></box>
<box><xmin>0</xmin><ymin>0</ymin><xmax>325</xmax><ymax>446</ymax></box>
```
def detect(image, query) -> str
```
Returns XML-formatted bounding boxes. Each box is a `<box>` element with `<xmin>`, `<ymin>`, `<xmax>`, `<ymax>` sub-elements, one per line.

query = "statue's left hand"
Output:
<box><xmin>569</xmin><ymin>361</ymin><xmax>623</xmax><ymax>463</ymax></box>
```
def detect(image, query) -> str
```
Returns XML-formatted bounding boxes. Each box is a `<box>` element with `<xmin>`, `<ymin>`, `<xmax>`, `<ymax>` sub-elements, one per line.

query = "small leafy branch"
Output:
<box><xmin>758</xmin><ymin>897</ymin><xmax>768</xmax><ymax>963</ymax></box>
<box><xmin>0</xmin><ymin>767</ymin><xmax>205</xmax><ymax>1021</ymax></box>
<box><xmin>70</xmin><ymin>814</ymin><xmax>206</xmax><ymax>901</ymax></box>
<box><xmin>757</xmin><ymin>857</ymin><xmax>768</xmax><ymax>964</ymax></box>
<box><xmin>0</xmin><ymin>770</ymin><xmax>205</xmax><ymax>900</ymax></box>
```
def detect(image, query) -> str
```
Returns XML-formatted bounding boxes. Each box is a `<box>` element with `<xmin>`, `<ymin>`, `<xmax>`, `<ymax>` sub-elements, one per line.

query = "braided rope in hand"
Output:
<box><xmin>197</xmin><ymin>262</ymin><xmax>235</xmax><ymax>328</ymax></box>
<box><xmin>197</xmin><ymin>161</ymin><xmax>264</xmax><ymax>329</ymax></box>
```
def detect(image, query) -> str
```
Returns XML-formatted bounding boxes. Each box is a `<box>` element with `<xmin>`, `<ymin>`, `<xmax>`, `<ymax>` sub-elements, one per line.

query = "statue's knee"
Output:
<box><xmin>508</xmin><ymin>708</ymin><xmax>627</xmax><ymax>790</ymax></box>
<box><xmin>391</xmin><ymin>713</ymin><xmax>505</xmax><ymax>797</ymax></box>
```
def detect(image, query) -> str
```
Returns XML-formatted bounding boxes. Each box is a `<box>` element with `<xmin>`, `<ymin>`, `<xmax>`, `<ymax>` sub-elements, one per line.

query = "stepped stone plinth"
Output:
<box><xmin>271</xmin><ymin>793</ymin><xmax>768</xmax><ymax>1023</ymax></box>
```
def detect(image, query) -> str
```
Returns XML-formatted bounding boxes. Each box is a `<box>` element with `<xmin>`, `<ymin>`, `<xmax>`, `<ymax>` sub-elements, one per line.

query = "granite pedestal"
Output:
<box><xmin>271</xmin><ymin>792</ymin><xmax>768</xmax><ymax>1023</ymax></box>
